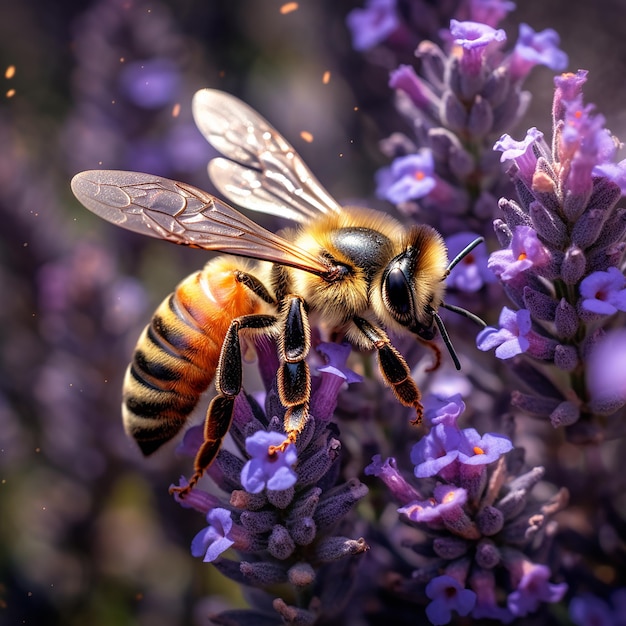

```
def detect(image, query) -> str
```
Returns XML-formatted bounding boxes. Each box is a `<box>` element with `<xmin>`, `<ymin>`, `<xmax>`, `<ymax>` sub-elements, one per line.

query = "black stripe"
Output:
<box><xmin>125</xmin><ymin>389</ymin><xmax>197</xmax><ymax>419</ymax></box>
<box><xmin>149</xmin><ymin>316</ymin><xmax>193</xmax><ymax>356</ymax></box>
<box><xmin>133</xmin><ymin>349</ymin><xmax>181</xmax><ymax>382</ymax></box>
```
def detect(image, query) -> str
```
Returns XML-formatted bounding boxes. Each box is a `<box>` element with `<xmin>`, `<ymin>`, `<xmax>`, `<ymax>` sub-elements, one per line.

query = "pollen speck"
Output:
<box><xmin>473</xmin><ymin>446</ymin><xmax>485</xmax><ymax>455</ymax></box>
<box><xmin>280</xmin><ymin>2</ymin><xmax>298</xmax><ymax>14</ymax></box>
<box><xmin>442</xmin><ymin>491</ymin><xmax>456</xmax><ymax>503</ymax></box>
<box><xmin>172</xmin><ymin>102</ymin><xmax>181</xmax><ymax>117</ymax></box>
<box><xmin>5</xmin><ymin>65</ymin><xmax>15</xmax><ymax>79</ymax></box>
<box><xmin>300</xmin><ymin>130</ymin><xmax>314</xmax><ymax>143</ymax></box>
<box><xmin>322</xmin><ymin>70</ymin><xmax>331</xmax><ymax>84</ymax></box>
<box><xmin>517</xmin><ymin>252</ymin><xmax>527</xmax><ymax>261</ymax></box>
<box><xmin>6</xmin><ymin>89</ymin><xmax>15</xmax><ymax>98</ymax></box>
<box><xmin>414</xmin><ymin>170</ymin><xmax>425</xmax><ymax>181</ymax></box>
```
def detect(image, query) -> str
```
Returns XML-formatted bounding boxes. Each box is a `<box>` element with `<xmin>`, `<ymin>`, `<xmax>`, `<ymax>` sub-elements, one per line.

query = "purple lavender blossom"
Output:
<box><xmin>476</xmin><ymin>306</ymin><xmax>531</xmax><ymax>359</ymax></box>
<box><xmin>449</xmin><ymin>20</ymin><xmax>507</xmax><ymax>76</ymax></box>
<box><xmin>579</xmin><ymin>267</ymin><xmax>626</xmax><ymax>315</ymax></box>
<box><xmin>587</xmin><ymin>329</ymin><xmax>626</xmax><ymax>414</ymax></box>
<box><xmin>593</xmin><ymin>159</ymin><xmax>626</xmax><ymax>193</ymax></box>
<box><xmin>365</xmin><ymin>455</ymin><xmax>423</xmax><ymax>505</ymax></box>
<box><xmin>422</xmin><ymin>392</ymin><xmax>466</xmax><ymax>427</ymax></box>
<box><xmin>445</xmin><ymin>232</ymin><xmax>495</xmax><ymax>292</ymax></box>
<box><xmin>570</xmin><ymin>594</ymin><xmax>614</xmax><ymax>626</ymax></box>
<box><xmin>399</xmin><ymin>484</ymin><xmax>468</xmax><ymax>525</ymax></box>
<box><xmin>410</xmin><ymin>423</ymin><xmax>462</xmax><ymax>479</ymax></box>
<box><xmin>458</xmin><ymin>429</ymin><xmax>514</xmax><ymax>465</ymax></box>
<box><xmin>191</xmin><ymin>507</ymin><xmax>235</xmax><ymax>562</ymax></box>
<box><xmin>508</xmin><ymin>23</ymin><xmax>568</xmax><ymax>81</ymax></box>
<box><xmin>488</xmin><ymin>225</ymin><xmax>550</xmax><ymax>281</ymax></box>
<box><xmin>507</xmin><ymin>563</ymin><xmax>568</xmax><ymax>617</ymax></box>
<box><xmin>468</xmin><ymin>0</ymin><xmax>516</xmax><ymax>28</ymax></box>
<box><xmin>240</xmin><ymin>431</ymin><xmax>298</xmax><ymax>494</ymax></box>
<box><xmin>389</xmin><ymin>64</ymin><xmax>439</xmax><ymax>114</ymax></box>
<box><xmin>425</xmin><ymin>575</ymin><xmax>476</xmax><ymax>625</ymax></box>
<box><xmin>375</xmin><ymin>150</ymin><xmax>437</xmax><ymax>204</ymax></box>
<box><xmin>494</xmin><ymin>127</ymin><xmax>546</xmax><ymax>186</ymax></box>
<box><xmin>316</xmin><ymin>341</ymin><xmax>363</xmax><ymax>384</ymax></box>
<box><xmin>345</xmin><ymin>0</ymin><xmax>400</xmax><ymax>51</ymax></box>
<box><xmin>119</xmin><ymin>59</ymin><xmax>180</xmax><ymax>109</ymax></box>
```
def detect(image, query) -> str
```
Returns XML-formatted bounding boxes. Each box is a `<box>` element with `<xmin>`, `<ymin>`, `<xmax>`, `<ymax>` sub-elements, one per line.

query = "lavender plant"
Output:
<box><xmin>163</xmin><ymin>2</ymin><xmax>626</xmax><ymax>625</ymax></box>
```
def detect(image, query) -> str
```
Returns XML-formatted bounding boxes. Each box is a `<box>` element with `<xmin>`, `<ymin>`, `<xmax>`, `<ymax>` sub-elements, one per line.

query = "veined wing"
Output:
<box><xmin>192</xmin><ymin>88</ymin><xmax>343</xmax><ymax>224</ymax></box>
<box><xmin>70</xmin><ymin>170</ymin><xmax>332</xmax><ymax>276</ymax></box>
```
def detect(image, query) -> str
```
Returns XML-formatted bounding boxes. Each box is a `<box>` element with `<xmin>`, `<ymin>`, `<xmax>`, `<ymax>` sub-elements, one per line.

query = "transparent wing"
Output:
<box><xmin>71</xmin><ymin>170</ymin><xmax>332</xmax><ymax>276</ymax></box>
<box><xmin>192</xmin><ymin>88</ymin><xmax>343</xmax><ymax>224</ymax></box>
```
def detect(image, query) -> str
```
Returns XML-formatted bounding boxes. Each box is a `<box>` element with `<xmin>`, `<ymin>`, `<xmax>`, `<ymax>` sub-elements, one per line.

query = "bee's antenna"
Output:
<box><xmin>440</xmin><ymin>301</ymin><xmax>487</xmax><ymax>328</ymax></box>
<box><xmin>431</xmin><ymin>310</ymin><xmax>461</xmax><ymax>371</ymax></box>
<box><xmin>445</xmin><ymin>236</ymin><xmax>484</xmax><ymax>274</ymax></box>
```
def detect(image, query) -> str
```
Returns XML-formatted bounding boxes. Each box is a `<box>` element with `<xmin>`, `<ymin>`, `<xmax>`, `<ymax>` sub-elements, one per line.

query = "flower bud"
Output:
<box><xmin>286</xmin><ymin>562</ymin><xmax>316</xmax><ymax>587</ymax></box>
<box><xmin>560</xmin><ymin>245</ymin><xmax>586</xmax><ymax>285</ymax></box>
<box><xmin>550</xmin><ymin>400</ymin><xmax>580</xmax><ymax>427</ymax></box>
<box><xmin>268</xmin><ymin>524</ymin><xmax>296</xmax><ymax>560</ymax></box>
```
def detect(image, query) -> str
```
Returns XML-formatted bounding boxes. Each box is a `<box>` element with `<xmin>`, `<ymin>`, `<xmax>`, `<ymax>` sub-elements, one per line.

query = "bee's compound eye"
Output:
<box><xmin>384</xmin><ymin>266</ymin><xmax>412</xmax><ymax>316</ymax></box>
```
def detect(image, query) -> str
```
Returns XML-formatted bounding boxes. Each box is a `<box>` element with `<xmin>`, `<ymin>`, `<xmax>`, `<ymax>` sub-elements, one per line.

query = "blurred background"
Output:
<box><xmin>1</xmin><ymin>0</ymin><xmax>625</xmax><ymax>624</ymax></box>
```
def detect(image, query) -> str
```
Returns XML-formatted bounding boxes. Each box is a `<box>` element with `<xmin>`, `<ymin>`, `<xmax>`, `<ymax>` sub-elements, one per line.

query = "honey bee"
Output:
<box><xmin>71</xmin><ymin>89</ymin><xmax>484</xmax><ymax>497</ymax></box>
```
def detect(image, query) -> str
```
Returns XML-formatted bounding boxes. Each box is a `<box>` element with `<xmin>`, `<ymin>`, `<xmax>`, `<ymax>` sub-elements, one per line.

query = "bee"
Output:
<box><xmin>71</xmin><ymin>89</ymin><xmax>484</xmax><ymax>497</ymax></box>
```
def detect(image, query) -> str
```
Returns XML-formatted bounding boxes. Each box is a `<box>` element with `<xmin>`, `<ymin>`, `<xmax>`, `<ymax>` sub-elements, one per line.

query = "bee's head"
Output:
<box><xmin>376</xmin><ymin>225</ymin><xmax>448</xmax><ymax>338</ymax></box>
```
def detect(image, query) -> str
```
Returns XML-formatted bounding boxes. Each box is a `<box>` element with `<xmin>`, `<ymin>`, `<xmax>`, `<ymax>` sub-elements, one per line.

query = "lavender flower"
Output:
<box><xmin>476</xmin><ymin>306</ymin><xmax>531</xmax><ymax>359</ymax></box>
<box><xmin>369</xmin><ymin>394</ymin><xmax>567</xmax><ymax>622</ymax></box>
<box><xmin>191</xmin><ymin>508</ymin><xmax>235</xmax><ymax>562</ymax></box>
<box><xmin>345</xmin><ymin>0</ymin><xmax>400</xmax><ymax>51</ymax></box>
<box><xmin>484</xmin><ymin>69</ymin><xmax>626</xmax><ymax>437</ymax></box>
<box><xmin>425</xmin><ymin>574</ymin><xmax>476</xmax><ymax>624</ymax></box>
<box><xmin>570</xmin><ymin>591</ymin><xmax>626</xmax><ymax>626</ymax></box>
<box><xmin>586</xmin><ymin>329</ymin><xmax>626</xmax><ymax>414</ymax></box>
<box><xmin>488</xmin><ymin>225</ymin><xmax>551</xmax><ymax>281</ymax></box>
<box><xmin>240</xmin><ymin>431</ymin><xmax>297</xmax><ymax>494</ymax></box>
<box><xmin>172</xmin><ymin>339</ymin><xmax>369</xmax><ymax>624</ymax></box>
<box><xmin>445</xmin><ymin>231</ymin><xmax>495</xmax><ymax>292</ymax></box>
<box><xmin>507</xmin><ymin>562</ymin><xmax>567</xmax><ymax>617</ymax></box>
<box><xmin>375</xmin><ymin>149</ymin><xmax>437</xmax><ymax>203</ymax></box>
<box><xmin>580</xmin><ymin>267</ymin><xmax>626</xmax><ymax>314</ymax></box>
<box><xmin>508</xmin><ymin>23</ymin><xmax>569</xmax><ymax>81</ymax></box>
<box><xmin>373</xmin><ymin>13</ymin><xmax>568</xmax><ymax>238</ymax></box>
<box><xmin>449</xmin><ymin>20</ymin><xmax>507</xmax><ymax>77</ymax></box>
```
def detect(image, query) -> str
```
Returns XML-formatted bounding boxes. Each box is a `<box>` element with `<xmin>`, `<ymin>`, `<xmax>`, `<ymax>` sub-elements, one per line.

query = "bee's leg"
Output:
<box><xmin>270</xmin><ymin>296</ymin><xmax>311</xmax><ymax>454</ymax></box>
<box><xmin>353</xmin><ymin>316</ymin><xmax>424</xmax><ymax>425</ymax></box>
<box><xmin>170</xmin><ymin>313</ymin><xmax>278</xmax><ymax>497</ymax></box>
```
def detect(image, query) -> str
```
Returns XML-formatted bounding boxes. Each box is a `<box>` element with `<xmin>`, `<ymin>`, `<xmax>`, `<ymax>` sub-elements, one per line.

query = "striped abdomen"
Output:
<box><xmin>122</xmin><ymin>257</ymin><xmax>263</xmax><ymax>455</ymax></box>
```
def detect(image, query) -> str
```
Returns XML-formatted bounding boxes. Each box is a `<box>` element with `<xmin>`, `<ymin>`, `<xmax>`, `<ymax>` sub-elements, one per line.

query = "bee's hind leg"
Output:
<box><xmin>170</xmin><ymin>313</ymin><xmax>278</xmax><ymax>497</ymax></box>
<box><xmin>353</xmin><ymin>316</ymin><xmax>425</xmax><ymax>426</ymax></box>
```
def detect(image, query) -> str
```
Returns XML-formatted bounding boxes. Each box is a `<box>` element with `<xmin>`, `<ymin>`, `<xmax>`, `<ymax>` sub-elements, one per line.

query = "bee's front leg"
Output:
<box><xmin>271</xmin><ymin>296</ymin><xmax>311</xmax><ymax>454</ymax></box>
<box><xmin>353</xmin><ymin>316</ymin><xmax>424</xmax><ymax>425</ymax></box>
<box><xmin>170</xmin><ymin>313</ymin><xmax>278</xmax><ymax>497</ymax></box>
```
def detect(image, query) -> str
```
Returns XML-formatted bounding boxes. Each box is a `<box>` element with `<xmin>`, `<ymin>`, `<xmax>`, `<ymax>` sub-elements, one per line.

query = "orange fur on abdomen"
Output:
<box><xmin>122</xmin><ymin>257</ymin><xmax>263</xmax><ymax>454</ymax></box>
